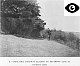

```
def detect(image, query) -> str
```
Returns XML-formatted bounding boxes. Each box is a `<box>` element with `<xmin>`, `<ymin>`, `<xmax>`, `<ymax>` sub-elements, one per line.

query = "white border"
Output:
<box><xmin>0</xmin><ymin>57</ymin><xmax>80</xmax><ymax>66</ymax></box>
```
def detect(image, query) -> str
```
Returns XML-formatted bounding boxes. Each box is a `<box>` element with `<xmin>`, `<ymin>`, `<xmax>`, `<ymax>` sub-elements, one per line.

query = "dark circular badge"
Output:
<box><xmin>65</xmin><ymin>3</ymin><xmax>79</xmax><ymax>13</ymax></box>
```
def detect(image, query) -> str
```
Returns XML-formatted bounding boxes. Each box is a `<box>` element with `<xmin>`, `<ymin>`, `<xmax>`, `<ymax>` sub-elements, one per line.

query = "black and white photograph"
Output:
<box><xmin>0</xmin><ymin>0</ymin><xmax>80</xmax><ymax>58</ymax></box>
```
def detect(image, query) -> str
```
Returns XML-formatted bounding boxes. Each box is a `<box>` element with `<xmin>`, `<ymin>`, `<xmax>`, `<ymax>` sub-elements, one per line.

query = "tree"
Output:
<box><xmin>1</xmin><ymin>0</ymin><xmax>46</xmax><ymax>37</ymax></box>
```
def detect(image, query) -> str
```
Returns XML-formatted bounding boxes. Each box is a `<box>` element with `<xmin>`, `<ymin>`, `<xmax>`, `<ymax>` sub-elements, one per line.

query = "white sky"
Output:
<box><xmin>37</xmin><ymin>0</ymin><xmax>80</xmax><ymax>32</ymax></box>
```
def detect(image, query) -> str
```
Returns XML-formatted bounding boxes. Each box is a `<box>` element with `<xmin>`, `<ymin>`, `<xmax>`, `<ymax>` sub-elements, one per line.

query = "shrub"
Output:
<box><xmin>50</xmin><ymin>30</ymin><xmax>80</xmax><ymax>50</ymax></box>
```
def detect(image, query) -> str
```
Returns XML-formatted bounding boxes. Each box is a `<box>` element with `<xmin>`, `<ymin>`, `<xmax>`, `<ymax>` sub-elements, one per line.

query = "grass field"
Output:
<box><xmin>0</xmin><ymin>35</ymin><xmax>79</xmax><ymax>57</ymax></box>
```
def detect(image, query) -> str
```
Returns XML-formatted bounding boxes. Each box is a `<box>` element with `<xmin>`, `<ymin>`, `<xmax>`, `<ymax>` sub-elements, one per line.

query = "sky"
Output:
<box><xmin>37</xmin><ymin>0</ymin><xmax>80</xmax><ymax>32</ymax></box>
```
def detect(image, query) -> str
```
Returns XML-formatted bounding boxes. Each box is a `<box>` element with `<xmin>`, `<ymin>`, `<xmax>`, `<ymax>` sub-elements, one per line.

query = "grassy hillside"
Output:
<box><xmin>0</xmin><ymin>35</ymin><xmax>79</xmax><ymax>57</ymax></box>
<box><xmin>40</xmin><ymin>29</ymin><xmax>80</xmax><ymax>50</ymax></box>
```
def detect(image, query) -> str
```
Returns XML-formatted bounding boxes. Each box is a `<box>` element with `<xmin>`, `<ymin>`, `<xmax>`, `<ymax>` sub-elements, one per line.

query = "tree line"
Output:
<box><xmin>1</xmin><ymin>0</ymin><xmax>46</xmax><ymax>38</ymax></box>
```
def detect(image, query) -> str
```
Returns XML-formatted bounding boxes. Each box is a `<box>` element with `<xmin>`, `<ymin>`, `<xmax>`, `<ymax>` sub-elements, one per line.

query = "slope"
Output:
<box><xmin>0</xmin><ymin>35</ymin><xmax>79</xmax><ymax>57</ymax></box>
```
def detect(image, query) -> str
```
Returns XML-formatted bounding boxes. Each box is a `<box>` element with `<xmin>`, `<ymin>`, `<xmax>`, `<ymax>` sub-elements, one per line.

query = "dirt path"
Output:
<box><xmin>0</xmin><ymin>35</ymin><xmax>79</xmax><ymax>57</ymax></box>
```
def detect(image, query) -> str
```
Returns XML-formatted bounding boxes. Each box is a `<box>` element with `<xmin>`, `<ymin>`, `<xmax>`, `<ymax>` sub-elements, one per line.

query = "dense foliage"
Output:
<box><xmin>1</xmin><ymin>0</ymin><xmax>46</xmax><ymax>38</ymax></box>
